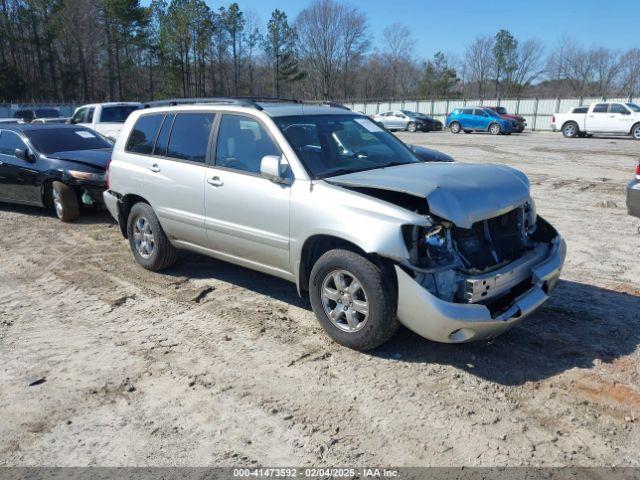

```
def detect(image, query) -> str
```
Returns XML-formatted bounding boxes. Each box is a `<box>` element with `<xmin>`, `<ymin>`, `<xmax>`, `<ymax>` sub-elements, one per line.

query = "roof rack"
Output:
<box><xmin>142</xmin><ymin>97</ymin><xmax>351</xmax><ymax>111</ymax></box>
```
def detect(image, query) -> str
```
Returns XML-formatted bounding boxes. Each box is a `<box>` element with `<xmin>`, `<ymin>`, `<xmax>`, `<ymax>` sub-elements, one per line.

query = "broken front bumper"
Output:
<box><xmin>395</xmin><ymin>236</ymin><xmax>566</xmax><ymax>343</ymax></box>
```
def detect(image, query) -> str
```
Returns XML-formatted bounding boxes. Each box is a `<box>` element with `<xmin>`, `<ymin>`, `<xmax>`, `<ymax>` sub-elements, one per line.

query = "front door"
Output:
<box><xmin>608</xmin><ymin>104</ymin><xmax>635</xmax><ymax>133</ymax></box>
<box><xmin>0</xmin><ymin>130</ymin><xmax>40</xmax><ymax>205</ymax></box>
<box><xmin>204</xmin><ymin>113</ymin><xmax>291</xmax><ymax>276</ymax></box>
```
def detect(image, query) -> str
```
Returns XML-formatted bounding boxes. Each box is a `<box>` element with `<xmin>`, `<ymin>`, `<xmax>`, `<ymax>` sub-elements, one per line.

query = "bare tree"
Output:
<box><xmin>463</xmin><ymin>36</ymin><xmax>494</xmax><ymax>98</ymax></box>
<box><xmin>296</xmin><ymin>0</ymin><xmax>367</xmax><ymax>99</ymax></box>
<box><xmin>382</xmin><ymin>22</ymin><xmax>415</xmax><ymax>98</ymax></box>
<box><xmin>510</xmin><ymin>39</ymin><xmax>545</xmax><ymax>95</ymax></box>
<box><xmin>620</xmin><ymin>48</ymin><xmax>640</xmax><ymax>97</ymax></box>
<box><xmin>591</xmin><ymin>47</ymin><xmax>623</xmax><ymax>97</ymax></box>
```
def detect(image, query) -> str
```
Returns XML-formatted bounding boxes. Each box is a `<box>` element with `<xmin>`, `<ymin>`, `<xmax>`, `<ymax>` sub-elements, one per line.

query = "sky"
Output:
<box><xmin>171</xmin><ymin>0</ymin><xmax>640</xmax><ymax>60</ymax></box>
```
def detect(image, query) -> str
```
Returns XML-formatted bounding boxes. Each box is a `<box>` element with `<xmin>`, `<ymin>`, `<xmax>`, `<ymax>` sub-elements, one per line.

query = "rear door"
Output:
<box><xmin>204</xmin><ymin>113</ymin><xmax>291</xmax><ymax>275</ymax></box>
<box><xmin>587</xmin><ymin>103</ymin><xmax>610</xmax><ymax>131</ymax></box>
<box><xmin>134</xmin><ymin>112</ymin><xmax>215</xmax><ymax>247</ymax></box>
<box><xmin>0</xmin><ymin>130</ymin><xmax>41</xmax><ymax>204</ymax></box>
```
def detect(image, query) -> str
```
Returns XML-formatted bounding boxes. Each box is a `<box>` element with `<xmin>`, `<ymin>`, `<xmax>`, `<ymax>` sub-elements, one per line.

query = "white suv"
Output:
<box><xmin>104</xmin><ymin>98</ymin><xmax>565</xmax><ymax>350</ymax></box>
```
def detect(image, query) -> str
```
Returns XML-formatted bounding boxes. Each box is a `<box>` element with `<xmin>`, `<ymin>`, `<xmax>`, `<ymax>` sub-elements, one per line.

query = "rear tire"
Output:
<box><xmin>489</xmin><ymin>123</ymin><xmax>501</xmax><ymax>135</ymax></box>
<box><xmin>126</xmin><ymin>202</ymin><xmax>177</xmax><ymax>271</ymax></box>
<box><xmin>51</xmin><ymin>181</ymin><xmax>80</xmax><ymax>222</ymax></box>
<box><xmin>562</xmin><ymin>121</ymin><xmax>579</xmax><ymax>138</ymax></box>
<box><xmin>309</xmin><ymin>249</ymin><xmax>399</xmax><ymax>351</ymax></box>
<box><xmin>450</xmin><ymin>122</ymin><xmax>461</xmax><ymax>134</ymax></box>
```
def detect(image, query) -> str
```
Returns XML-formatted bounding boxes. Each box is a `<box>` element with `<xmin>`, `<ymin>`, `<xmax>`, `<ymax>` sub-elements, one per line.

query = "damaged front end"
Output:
<box><xmin>397</xmin><ymin>203</ymin><xmax>565</xmax><ymax>343</ymax></box>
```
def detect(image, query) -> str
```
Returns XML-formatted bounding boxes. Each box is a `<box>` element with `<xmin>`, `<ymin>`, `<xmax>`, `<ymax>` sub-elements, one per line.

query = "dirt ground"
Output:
<box><xmin>1</xmin><ymin>131</ymin><xmax>639</xmax><ymax>467</ymax></box>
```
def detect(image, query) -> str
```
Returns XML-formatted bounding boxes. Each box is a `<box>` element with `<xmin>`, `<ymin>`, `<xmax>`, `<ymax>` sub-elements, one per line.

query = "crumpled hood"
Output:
<box><xmin>46</xmin><ymin>148</ymin><xmax>111</xmax><ymax>170</ymax></box>
<box><xmin>326</xmin><ymin>162</ymin><xmax>531</xmax><ymax>228</ymax></box>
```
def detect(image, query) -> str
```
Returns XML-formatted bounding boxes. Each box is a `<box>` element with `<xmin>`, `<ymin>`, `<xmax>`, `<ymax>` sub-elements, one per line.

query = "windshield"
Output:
<box><xmin>495</xmin><ymin>107</ymin><xmax>507</xmax><ymax>115</ymax></box>
<box><xmin>626</xmin><ymin>103</ymin><xmax>640</xmax><ymax>112</ymax></box>
<box><xmin>274</xmin><ymin>115</ymin><xmax>420</xmax><ymax>179</ymax></box>
<box><xmin>35</xmin><ymin>109</ymin><xmax>60</xmax><ymax>118</ymax></box>
<box><xmin>99</xmin><ymin>105</ymin><xmax>139</xmax><ymax>123</ymax></box>
<box><xmin>25</xmin><ymin>127</ymin><xmax>112</xmax><ymax>154</ymax></box>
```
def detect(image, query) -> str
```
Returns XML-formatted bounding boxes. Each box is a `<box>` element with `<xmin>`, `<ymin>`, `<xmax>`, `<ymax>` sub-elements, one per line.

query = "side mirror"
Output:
<box><xmin>621</xmin><ymin>110</ymin><xmax>631</xmax><ymax>115</ymax></box>
<box><xmin>260</xmin><ymin>155</ymin><xmax>289</xmax><ymax>184</ymax></box>
<box><xmin>14</xmin><ymin>148</ymin><xmax>33</xmax><ymax>162</ymax></box>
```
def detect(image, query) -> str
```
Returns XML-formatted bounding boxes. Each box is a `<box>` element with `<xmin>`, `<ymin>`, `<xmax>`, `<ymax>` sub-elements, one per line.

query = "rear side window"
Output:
<box><xmin>573</xmin><ymin>106</ymin><xmax>588</xmax><ymax>114</ymax></box>
<box><xmin>215</xmin><ymin>114</ymin><xmax>280</xmax><ymax>174</ymax></box>
<box><xmin>153</xmin><ymin>114</ymin><xmax>175</xmax><ymax>156</ymax></box>
<box><xmin>474</xmin><ymin>109</ymin><xmax>487</xmax><ymax>116</ymax></box>
<box><xmin>166</xmin><ymin>113</ymin><xmax>215</xmax><ymax>163</ymax></box>
<box><xmin>100</xmin><ymin>106</ymin><xmax>140</xmax><ymax>123</ymax></box>
<box><xmin>126</xmin><ymin>114</ymin><xmax>164</xmax><ymax>155</ymax></box>
<box><xmin>593</xmin><ymin>104</ymin><xmax>609</xmax><ymax>113</ymax></box>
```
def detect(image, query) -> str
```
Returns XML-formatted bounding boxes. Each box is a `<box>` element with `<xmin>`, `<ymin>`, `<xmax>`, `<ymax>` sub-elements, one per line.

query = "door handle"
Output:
<box><xmin>149</xmin><ymin>163</ymin><xmax>161</xmax><ymax>173</ymax></box>
<box><xmin>207</xmin><ymin>176</ymin><xmax>224</xmax><ymax>187</ymax></box>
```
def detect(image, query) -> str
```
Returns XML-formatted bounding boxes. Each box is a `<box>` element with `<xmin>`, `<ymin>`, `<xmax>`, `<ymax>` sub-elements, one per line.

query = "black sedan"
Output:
<box><xmin>0</xmin><ymin>124</ymin><xmax>112</xmax><ymax>222</ymax></box>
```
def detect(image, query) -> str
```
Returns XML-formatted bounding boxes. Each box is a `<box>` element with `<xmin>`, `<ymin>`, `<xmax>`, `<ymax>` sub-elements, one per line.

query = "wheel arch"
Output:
<box><xmin>117</xmin><ymin>193</ymin><xmax>151</xmax><ymax>238</ymax></box>
<box><xmin>296</xmin><ymin>234</ymin><xmax>397</xmax><ymax>296</ymax></box>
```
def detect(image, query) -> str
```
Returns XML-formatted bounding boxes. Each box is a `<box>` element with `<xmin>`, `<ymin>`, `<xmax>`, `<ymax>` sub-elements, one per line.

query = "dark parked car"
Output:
<box><xmin>0</xmin><ymin>124</ymin><xmax>112</xmax><ymax>222</ymax></box>
<box><xmin>484</xmin><ymin>106</ymin><xmax>527</xmax><ymax>133</ymax></box>
<box><xmin>627</xmin><ymin>161</ymin><xmax>640</xmax><ymax>223</ymax></box>
<box><xmin>13</xmin><ymin>108</ymin><xmax>61</xmax><ymax>123</ymax></box>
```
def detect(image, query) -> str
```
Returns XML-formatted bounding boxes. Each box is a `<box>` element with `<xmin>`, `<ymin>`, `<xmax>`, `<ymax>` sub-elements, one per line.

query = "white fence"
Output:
<box><xmin>344</xmin><ymin>96</ymin><xmax>640</xmax><ymax>131</ymax></box>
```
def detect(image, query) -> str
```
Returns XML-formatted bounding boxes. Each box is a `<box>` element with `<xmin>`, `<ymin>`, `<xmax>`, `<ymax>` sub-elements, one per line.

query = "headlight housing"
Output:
<box><xmin>68</xmin><ymin>170</ymin><xmax>105</xmax><ymax>181</ymax></box>
<box><xmin>403</xmin><ymin>223</ymin><xmax>455</xmax><ymax>269</ymax></box>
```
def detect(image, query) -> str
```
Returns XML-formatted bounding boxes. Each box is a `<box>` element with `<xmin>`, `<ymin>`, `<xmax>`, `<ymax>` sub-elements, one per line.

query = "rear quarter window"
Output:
<box><xmin>125</xmin><ymin>114</ymin><xmax>165</xmax><ymax>155</ymax></box>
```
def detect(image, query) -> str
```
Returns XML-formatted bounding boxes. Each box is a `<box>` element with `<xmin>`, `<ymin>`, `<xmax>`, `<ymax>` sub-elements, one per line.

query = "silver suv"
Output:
<box><xmin>104</xmin><ymin>98</ymin><xmax>566</xmax><ymax>351</ymax></box>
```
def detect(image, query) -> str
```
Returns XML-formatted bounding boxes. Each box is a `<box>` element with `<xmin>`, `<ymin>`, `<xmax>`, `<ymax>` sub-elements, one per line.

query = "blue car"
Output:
<box><xmin>446</xmin><ymin>107</ymin><xmax>515</xmax><ymax>135</ymax></box>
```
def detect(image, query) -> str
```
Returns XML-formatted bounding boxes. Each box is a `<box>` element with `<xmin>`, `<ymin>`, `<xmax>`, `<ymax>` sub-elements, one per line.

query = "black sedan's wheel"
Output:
<box><xmin>489</xmin><ymin>123</ymin><xmax>501</xmax><ymax>135</ymax></box>
<box><xmin>562</xmin><ymin>122</ymin><xmax>579</xmax><ymax>138</ymax></box>
<box><xmin>450</xmin><ymin>122</ymin><xmax>461</xmax><ymax>134</ymax></box>
<box><xmin>309</xmin><ymin>249</ymin><xmax>399</xmax><ymax>351</ymax></box>
<box><xmin>51</xmin><ymin>181</ymin><xmax>80</xmax><ymax>222</ymax></box>
<box><xmin>407</xmin><ymin>122</ymin><xmax>417</xmax><ymax>133</ymax></box>
<box><xmin>127</xmin><ymin>202</ymin><xmax>177</xmax><ymax>271</ymax></box>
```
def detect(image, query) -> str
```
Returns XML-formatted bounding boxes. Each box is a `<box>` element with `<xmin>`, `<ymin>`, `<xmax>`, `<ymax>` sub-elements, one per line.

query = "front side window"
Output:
<box><xmin>593</xmin><ymin>104</ymin><xmax>609</xmax><ymax>113</ymax></box>
<box><xmin>215</xmin><ymin>114</ymin><xmax>279</xmax><ymax>174</ymax></box>
<box><xmin>611</xmin><ymin>104</ymin><xmax>630</xmax><ymax>114</ymax></box>
<box><xmin>25</xmin><ymin>128</ymin><xmax>112</xmax><ymax>154</ymax></box>
<box><xmin>125</xmin><ymin>114</ymin><xmax>165</xmax><ymax>155</ymax></box>
<box><xmin>0</xmin><ymin>131</ymin><xmax>27</xmax><ymax>156</ymax></box>
<box><xmin>275</xmin><ymin>114</ymin><xmax>420</xmax><ymax>179</ymax></box>
<box><xmin>166</xmin><ymin>113</ymin><xmax>215</xmax><ymax>163</ymax></box>
<box><xmin>462</xmin><ymin>109</ymin><xmax>473</xmax><ymax>115</ymax></box>
<box><xmin>100</xmin><ymin>105</ymin><xmax>140</xmax><ymax>123</ymax></box>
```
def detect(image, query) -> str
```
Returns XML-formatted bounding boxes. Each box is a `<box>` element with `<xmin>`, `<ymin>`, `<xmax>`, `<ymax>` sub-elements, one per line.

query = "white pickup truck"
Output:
<box><xmin>552</xmin><ymin>102</ymin><xmax>640</xmax><ymax>139</ymax></box>
<box><xmin>70</xmin><ymin>102</ymin><xmax>141</xmax><ymax>141</ymax></box>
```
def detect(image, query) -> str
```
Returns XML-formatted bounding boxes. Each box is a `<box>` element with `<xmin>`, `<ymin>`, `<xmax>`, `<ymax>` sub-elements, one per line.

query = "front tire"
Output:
<box><xmin>309</xmin><ymin>249</ymin><xmax>399</xmax><ymax>351</ymax></box>
<box><xmin>126</xmin><ymin>202</ymin><xmax>177</xmax><ymax>271</ymax></box>
<box><xmin>450</xmin><ymin>122</ymin><xmax>461</xmax><ymax>134</ymax></box>
<box><xmin>489</xmin><ymin>123</ymin><xmax>501</xmax><ymax>135</ymax></box>
<box><xmin>562</xmin><ymin>122</ymin><xmax>579</xmax><ymax>138</ymax></box>
<box><xmin>632</xmin><ymin>123</ymin><xmax>640</xmax><ymax>140</ymax></box>
<box><xmin>407</xmin><ymin>122</ymin><xmax>417</xmax><ymax>133</ymax></box>
<box><xmin>51</xmin><ymin>181</ymin><xmax>80</xmax><ymax>222</ymax></box>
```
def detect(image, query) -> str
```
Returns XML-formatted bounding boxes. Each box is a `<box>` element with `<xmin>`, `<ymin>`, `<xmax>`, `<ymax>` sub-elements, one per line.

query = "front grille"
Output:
<box><xmin>453</xmin><ymin>207</ymin><xmax>526</xmax><ymax>270</ymax></box>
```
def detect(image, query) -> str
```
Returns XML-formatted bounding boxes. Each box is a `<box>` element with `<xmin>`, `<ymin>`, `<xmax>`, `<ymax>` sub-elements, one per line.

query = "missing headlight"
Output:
<box><xmin>403</xmin><ymin>223</ymin><xmax>456</xmax><ymax>269</ymax></box>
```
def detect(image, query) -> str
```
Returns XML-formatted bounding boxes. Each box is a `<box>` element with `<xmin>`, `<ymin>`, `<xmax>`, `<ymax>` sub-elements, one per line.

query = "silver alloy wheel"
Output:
<box><xmin>52</xmin><ymin>188</ymin><xmax>64</xmax><ymax>218</ymax></box>
<box><xmin>564</xmin><ymin>123</ymin><xmax>576</xmax><ymax>137</ymax></box>
<box><xmin>450</xmin><ymin>122</ymin><xmax>461</xmax><ymax>133</ymax></box>
<box><xmin>408</xmin><ymin>122</ymin><xmax>416</xmax><ymax>132</ymax></box>
<box><xmin>321</xmin><ymin>269</ymin><xmax>369</xmax><ymax>333</ymax></box>
<box><xmin>133</xmin><ymin>216</ymin><xmax>155</xmax><ymax>259</ymax></box>
<box><xmin>633</xmin><ymin>125</ymin><xmax>640</xmax><ymax>140</ymax></box>
<box><xmin>490</xmin><ymin>123</ymin><xmax>500</xmax><ymax>135</ymax></box>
